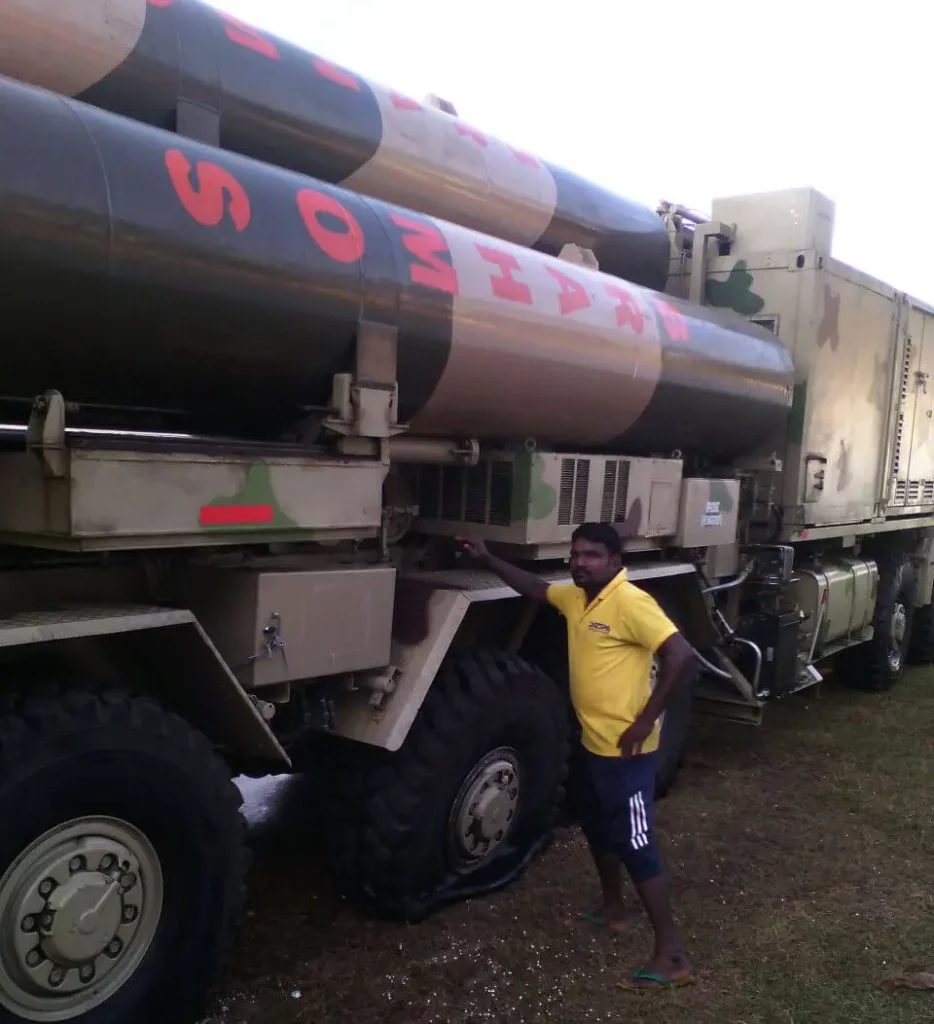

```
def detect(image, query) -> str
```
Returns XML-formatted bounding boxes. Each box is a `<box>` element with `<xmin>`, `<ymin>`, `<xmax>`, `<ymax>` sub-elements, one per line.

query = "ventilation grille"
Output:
<box><xmin>600</xmin><ymin>460</ymin><xmax>631</xmax><ymax>522</ymax></box>
<box><xmin>892</xmin><ymin>479</ymin><xmax>934</xmax><ymax>507</ymax></box>
<box><xmin>413</xmin><ymin>461</ymin><xmax>515</xmax><ymax>526</ymax></box>
<box><xmin>893</xmin><ymin>337</ymin><xmax>913</xmax><ymax>475</ymax></box>
<box><xmin>488</xmin><ymin>461</ymin><xmax>514</xmax><ymax>526</ymax></box>
<box><xmin>557</xmin><ymin>457</ymin><xmax>590</xmax><ymax>526</ymax></box>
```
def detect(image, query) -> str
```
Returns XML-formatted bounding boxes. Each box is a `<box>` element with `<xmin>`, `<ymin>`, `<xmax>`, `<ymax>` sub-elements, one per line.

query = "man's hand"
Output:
<box><xmin>617</xmin><ymin>715</ymin><xmax>654</xmax><ymax>758</ymax></box>
<box><xmin>456</xmin><ymin>535</ymin><xmax>490</xmax><ymax>563</ymax></box>
<box><xmin>453</xmin><ymin>535</ymin><xmax>548</xmax><ymax>602</ymax></box>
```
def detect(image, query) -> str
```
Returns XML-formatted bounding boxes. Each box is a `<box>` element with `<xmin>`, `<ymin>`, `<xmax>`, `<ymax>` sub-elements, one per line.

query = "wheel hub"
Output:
<box><xmin>891</xmin><ymin>603</ymin><xmax>907</xmax><ymax>647</ymax></box>
<box><xmin>0</xmin><ymin>818</ymin><xmax>163</xmax><ymax>1022</ymax></box>
<box><xmin>448</xmin><ymin>748</ymin><xmax>521</xmax><ymax>872</ymax></box>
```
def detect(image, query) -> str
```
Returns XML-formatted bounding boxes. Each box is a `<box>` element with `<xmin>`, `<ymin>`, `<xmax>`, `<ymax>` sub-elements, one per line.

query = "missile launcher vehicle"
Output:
<box><xmin>0</xmin><ymin>4</ymin><xmax>932</xmax><ymax>1022</ymax></box>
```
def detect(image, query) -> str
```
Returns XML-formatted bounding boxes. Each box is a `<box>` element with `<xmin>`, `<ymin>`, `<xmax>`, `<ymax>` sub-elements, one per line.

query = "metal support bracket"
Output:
<box><xmin>323</xmin><ymin>319</ymin><xmax>408</xmax><ymax>440</ymax></box>
<box><xmin>689</xmin><ymin>220</ymin><xmax>736</xmax><ymax>306</ymax></box>
<box><xmin>26</xmin><ymin>390</ymin><xmax>68</xmax><ymax>479</ymax></box>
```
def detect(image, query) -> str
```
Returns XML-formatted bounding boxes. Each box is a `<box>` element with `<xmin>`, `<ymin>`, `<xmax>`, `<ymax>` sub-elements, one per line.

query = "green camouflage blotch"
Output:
<box><xmin>707</xmin><ymin>479</ymin><xmax>736</xmax><ymax>514</ymax></box>
<box><xmin>528</xmin><ymin>453</ymin><xmax>558</xmax><ymax>521</ymax></box>
<box><xmin>704</xmin><ymin>260</ymin><xmax>766</xmax><ymax>317</ymax></box>
<box><xmin>816</xmin><ymin>284</ymin><xmax>841</xmax><ymax>350</ymax></box>
<box><xmin>512</xmin><ymin>452</ymin><xmax>557</xmax><ymax>523</ymax></box>
<box><xmin>201</xmin><ymin>461</ymin><xmax>298</xmax><ymax>530</ymax></box>
<box><xmin>867</xmin><ymin>351</ymin><xmax>888</xmax><ymax>410</ymax></box>
<box><xmin>787</xmin><ymin>381</ymin><xmax>808</xmax><ymax>444</ymax></box>
<box><xmin>835</xmin><ymin>439</ymin><xmax>853</xmax><ymax>492</ymax></box>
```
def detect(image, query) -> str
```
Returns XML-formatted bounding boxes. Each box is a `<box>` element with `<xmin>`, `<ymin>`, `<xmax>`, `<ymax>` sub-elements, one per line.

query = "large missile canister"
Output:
<box><xmin>0</xmin><ymin>74</ymin><xmax>793</xmax><ymax>458</ymax></box>
<box><xmin>0</xmin><ymin>0</ymin><xmax>673</xmax><ymax>291</ymax></box>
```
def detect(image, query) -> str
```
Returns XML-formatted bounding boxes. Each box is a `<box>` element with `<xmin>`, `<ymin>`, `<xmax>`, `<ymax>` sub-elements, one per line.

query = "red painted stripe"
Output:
<box><xmin>199</xmin><ymin>504</ymin><xmax>274</xmax><ymax>526</ymax></box>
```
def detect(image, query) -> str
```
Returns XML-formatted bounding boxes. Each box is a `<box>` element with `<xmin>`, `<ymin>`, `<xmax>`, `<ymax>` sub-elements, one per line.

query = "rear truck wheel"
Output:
<box><xmin>0</xmin><ymin>687</ymin><xmax>248</xmax><ymax>1024</ymax></box>
<box><xmin>907</xmin><ymin>601</ymin><xmax>934</xmax><ymax>665</ymax></box>
<box><xmin>325</xmin><ymin>649</ymin><xmax>570</xmax><ymax>921</ymax></box>
<box><xmin>844</xmin><ymin>553</ymin><xmax>916</xmax><ymax>691</ymax></box>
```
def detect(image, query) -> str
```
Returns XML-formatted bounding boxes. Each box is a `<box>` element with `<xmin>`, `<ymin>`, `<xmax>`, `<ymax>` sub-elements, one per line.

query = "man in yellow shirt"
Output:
<box><xmin>457</xmin><ymin>522</ymin><xmax>694</xmax><ymax>991</ymax></box>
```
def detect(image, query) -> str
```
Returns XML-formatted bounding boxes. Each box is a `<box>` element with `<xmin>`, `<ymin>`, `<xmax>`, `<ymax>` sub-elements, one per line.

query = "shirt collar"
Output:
<box><xmin>580</xmin><ymin>568</ymin><xmax>628</xmax><ymax>610</ymax></box>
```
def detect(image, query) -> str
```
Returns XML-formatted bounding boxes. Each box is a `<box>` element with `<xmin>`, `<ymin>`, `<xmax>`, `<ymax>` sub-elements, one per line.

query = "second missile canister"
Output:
<box><xmin>0</xmin><ymin>0</ymin><xmax>672</xmax><ymax>291</ymax></box>
<box><xmin>0</xmin><ymin>73</ymin><xmax>793</xmax><ymax>457</ymax></box>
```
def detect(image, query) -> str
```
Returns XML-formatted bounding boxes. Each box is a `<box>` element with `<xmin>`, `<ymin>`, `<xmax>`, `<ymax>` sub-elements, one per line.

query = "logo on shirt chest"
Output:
<box><xmin>588</xmin><ymin>621</ymin><xmax>611</xmax><ymax>633</ymax></box>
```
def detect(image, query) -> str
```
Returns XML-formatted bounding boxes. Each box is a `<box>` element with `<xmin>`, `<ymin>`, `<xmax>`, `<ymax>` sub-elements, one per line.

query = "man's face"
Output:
<box><xmin>569</xmin><ymin>538</ymin><xmax>621</xmax><ymax>588</ymax></box>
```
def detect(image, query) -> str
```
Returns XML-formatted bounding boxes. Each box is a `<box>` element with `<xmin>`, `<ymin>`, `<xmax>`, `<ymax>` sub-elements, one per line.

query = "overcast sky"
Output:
<box><xmin>207</xmin><ymin>0</ymin><xmax>932</xmax><ymax>303</ymax></box>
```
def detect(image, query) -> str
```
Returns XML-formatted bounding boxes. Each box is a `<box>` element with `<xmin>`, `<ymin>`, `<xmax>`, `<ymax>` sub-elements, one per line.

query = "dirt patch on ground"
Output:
<box><xmin>202</xmin><ymin>671</ymin><xmax>934</xmax><ymax>1023</ymax></box>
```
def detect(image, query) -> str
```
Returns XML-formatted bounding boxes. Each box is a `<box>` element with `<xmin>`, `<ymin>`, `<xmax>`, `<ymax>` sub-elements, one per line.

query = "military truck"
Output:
<box><xmin>0</xmin><ymin>2</ymin><xmax>933</xmax><ymax>1022</ymax></box>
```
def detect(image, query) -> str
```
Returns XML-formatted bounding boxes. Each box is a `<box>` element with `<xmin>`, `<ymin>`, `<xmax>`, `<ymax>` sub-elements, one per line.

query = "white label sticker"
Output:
<box><xmin>705</xmin><ymin>501</ymin><xmax>721</xmax><ymax>515</ymax></box>
<box><xmin>701</xmin><ymin>513</ymin><xmax>722</xmax><ymax>527</ymax></box>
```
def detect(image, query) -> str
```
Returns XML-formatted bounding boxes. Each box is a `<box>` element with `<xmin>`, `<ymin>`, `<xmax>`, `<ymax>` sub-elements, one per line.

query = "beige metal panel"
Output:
<box><xmin>676</xmin><ymin>479</ymin><xmax>741</xmax><ymax>548</ymax></box>
<box><xmin>336</xmin><ymin>586</ymin><xmax>471</xmax><ymax>752</ymax></box>
<box><xmin>0</xmin><ymin>603</ymin><xmax>288</xmax><ymax>765</ymax></box>
<box><xmin>795</xmin><ymin>262</ymin><xmax>896</xmax><ymax>526</ymax></box>
<box><xmin>711</xmin><ymin>187</ymin><xmax>836</xmax><ymax>254</ymax></box>
<box><xmin>898</xmin><ymin>301</ymin><xmax>934</xmax><ymax>490</ymax></box>
<box><xmin>175</xmin><ymin>566</ymin><xmax>396</xmax><ymax>688</ymax></box>
<box><xmin>705</xmin><ymin>249</ymin><xmax>896</xmax><ymax>529</ymax></box>
<box><xmin>0</xmin><ymin>448</ymin><xmax>385</xmax><ymax>549</ymax></box>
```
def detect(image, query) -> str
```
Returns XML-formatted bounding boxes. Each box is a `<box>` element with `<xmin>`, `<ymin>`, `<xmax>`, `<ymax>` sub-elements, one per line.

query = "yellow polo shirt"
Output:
<box><xmin>546</xmin><ymin>570</ymin><xmax>678</xmax><ymax>757</ymax></box>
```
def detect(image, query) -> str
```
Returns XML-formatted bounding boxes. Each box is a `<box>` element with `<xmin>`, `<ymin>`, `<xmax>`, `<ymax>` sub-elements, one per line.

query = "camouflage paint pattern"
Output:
<box><xmin>705</xmin><ymin>260</ymin><xmax>766</xmax><ymax>317</ymax></box>
<box><xmin>0</xmin><ymin>0</ymin><xmax>671</xmax><ymax>290</ymax></box>
<box><xmin>0</xmin><ymin>74</ymin><xmax>794</xmax><ymax>459</ymax></box>
<box><xmin>509</xmin><ymin>452</ymin><xmax>558</xmax><ymax>524</ymax></box>
<box><xmin>199</xmin><ymin>462</ymin><xmax>298</xmax><ymax>531</ymax></box>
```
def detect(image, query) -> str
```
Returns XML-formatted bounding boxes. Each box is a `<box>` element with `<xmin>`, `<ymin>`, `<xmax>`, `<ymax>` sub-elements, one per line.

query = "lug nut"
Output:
<box><xmin>68</xmin><ymin>856</ymin><xmax>85</xmax><ymax>873</ymax></box>
<box><xmin>21</xmin><ymin>916</ymin><xmax>37</xmax><ymax>933</ymax></box>
<box><xmin>38</xmin><ymin>878</ymin><xmax>55</xmax><ymax>897</ymax></box>
<box><xmin>48</xmin><ymin>968</ymin><xmax>64</xmax><ymax>987</ymax></box>
<box><xmin>25</xmin><ymin>950</ymin><xmax>42</xmax><ymax>968</ymax></box>
<box><xmin>39</xmin><ymin>912</ymin><xmax>54</xmax><ymax>930</ymax></box>
<box><xmin>106</xmin><ymin>940</ymin><xmax>122</xmax><ymax>957</ymax></box>
<box><xmin>123</xmin><ymin>906</ymin><xmax>138</xmax><ymax>924</ymax></box>
<box><xmin>119</xmin><ymin>872</ymin><xmax>137</xmax><ymax>892</ymax></box>
<box><xmin>79</xmin><ymin>965</ymin><xmax>96</xmax><ymax>984</ymax></box>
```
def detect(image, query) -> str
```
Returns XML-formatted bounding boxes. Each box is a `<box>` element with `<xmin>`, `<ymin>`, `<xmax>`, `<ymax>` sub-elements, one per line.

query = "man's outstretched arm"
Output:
<box><xmin>456</xmin><ymin>535</ymin><xmax>549</xmax><ymax>602</ymax></box>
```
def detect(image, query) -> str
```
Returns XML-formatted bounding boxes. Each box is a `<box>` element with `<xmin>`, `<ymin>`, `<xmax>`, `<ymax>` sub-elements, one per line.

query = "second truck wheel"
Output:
<box><xmin>325</xmin><ymin>649</ymin><xmax>570</xmax><ymax>920</ymax></box>
<box><xmin>844</xmin><ymin>553</ymin><xmax>916</xmax><ymax>692</ymax></box>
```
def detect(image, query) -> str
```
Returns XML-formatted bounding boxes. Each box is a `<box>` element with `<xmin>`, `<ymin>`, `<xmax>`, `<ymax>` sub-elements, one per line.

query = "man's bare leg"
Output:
<box><xmin>627</xmin><ymin>871</ymin><xmax>691</xmax><ymax>983</ymax></box>
<box><xmin>577</xmin><ymin>850</ymin><xmax>637</xmax><ymax>932</ymax></box>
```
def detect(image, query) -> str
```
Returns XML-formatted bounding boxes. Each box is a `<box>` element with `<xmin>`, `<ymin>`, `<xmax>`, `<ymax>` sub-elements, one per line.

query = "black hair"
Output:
<box><xmin>570</xmin><ymin>522</ymin><xmax>622</xmax><ymax>557</ymax></box>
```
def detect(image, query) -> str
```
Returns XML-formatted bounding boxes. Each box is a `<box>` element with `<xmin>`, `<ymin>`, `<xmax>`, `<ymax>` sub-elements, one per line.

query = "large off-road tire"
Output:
<box><xmin>907</xmin><ymin>601</ymin><xmax>934</xmax><ymax>665</ymax></box>
<box><xmin>0</xmin><ymin>687</ymin><xmax>248</xmax><ymax>1024</ymax></box>
<box><xmin>844</xmin><ymin>553</ymin><xmax>916</xmax><ymax>691</ymax></box>
<box><xmin>324</xmin><ymin>649</ymin><xmax>570</xmax><ymax>921</ymax></box>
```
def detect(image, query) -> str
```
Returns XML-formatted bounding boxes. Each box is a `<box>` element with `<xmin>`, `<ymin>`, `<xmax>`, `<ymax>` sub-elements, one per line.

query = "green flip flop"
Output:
<box><xmin>617</xmin><ymin>967</ymin><xmax>694</xmax><ymax>991</ymax></box>
<box><xmin>575</xmin><ymin>911</ymin><xmax>609</xmax><ymax>927</ymax></box>
<box><xmin>574</xmin><ymin>911</ymin><xmax>636</xmax><ymax>933</ymax></box>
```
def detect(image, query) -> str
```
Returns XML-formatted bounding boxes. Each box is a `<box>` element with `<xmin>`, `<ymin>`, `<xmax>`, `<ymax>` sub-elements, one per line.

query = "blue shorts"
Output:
<box><xmin>569</xmin><ymin>744</ymin><xmax>663</xmax><ymax>883</ymax></box>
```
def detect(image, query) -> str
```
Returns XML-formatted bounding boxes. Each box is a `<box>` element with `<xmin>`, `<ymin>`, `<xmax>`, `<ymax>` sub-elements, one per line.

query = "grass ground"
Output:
<box><xmin>203</xmin><ymin>669</ymin><xmax>934</xmax><ymax>1023</ymax></box>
